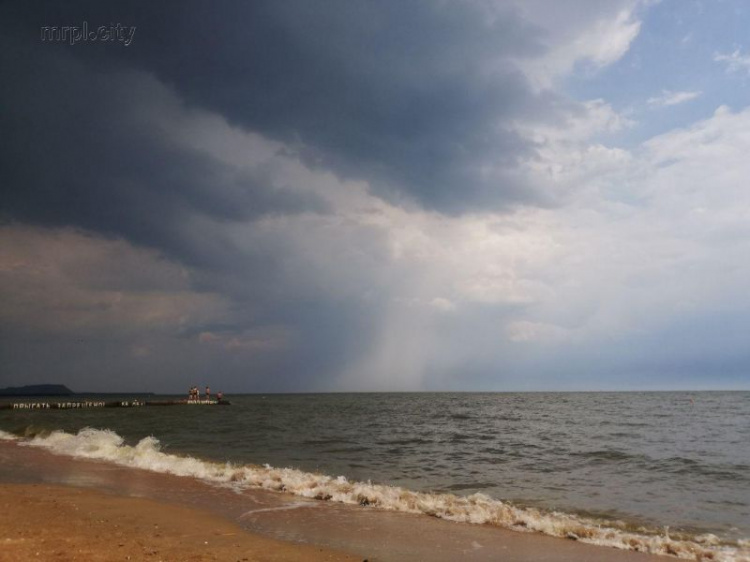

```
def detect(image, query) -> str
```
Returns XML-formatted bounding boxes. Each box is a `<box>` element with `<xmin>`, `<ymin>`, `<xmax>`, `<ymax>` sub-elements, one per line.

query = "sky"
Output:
<box><xmin>1</xmin><ymin>0</ymin><xmax>750</xmax><ymax>393</ymax></box>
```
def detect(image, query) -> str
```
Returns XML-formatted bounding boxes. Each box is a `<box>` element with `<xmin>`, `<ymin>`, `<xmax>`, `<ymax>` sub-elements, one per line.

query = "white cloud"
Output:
<box><xmin>509</xmin><ymin>105</ymin><xmax>750</xmax><ymax>346</ymax></box>
<box><xmin>576</xmin><ymin>9</ymin><xmax>642</xmax><ymax>67</ymax></box>
<box><xmin>515</xmin><ymin>1</ymin><xmax>644</xmax><ymax>88</ymax></box>
<box><xmin>714</xmin><ymin>49</ymin><xmax>750</xmax><ymax>74</ymax></box>
<box><xmin>647</xmin><ymin>90</ymin><xmax>702</xmax><ymax>107</ymax></box>
<box><xmin>514</xmin><ymin>99</ymin><xmax>635</xmax><ymax>204</ymax></box>
<box><xmin>516</xmin><ymin>99</ymin><xmax>633</xmax><ymax>143</ymax></box>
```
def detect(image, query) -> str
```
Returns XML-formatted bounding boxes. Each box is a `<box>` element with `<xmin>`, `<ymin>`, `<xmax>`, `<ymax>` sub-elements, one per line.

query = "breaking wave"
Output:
<box><xmin>4</xmin><ymin>427</ymin><xmax>750</xmax><ymax>562</ymax></box>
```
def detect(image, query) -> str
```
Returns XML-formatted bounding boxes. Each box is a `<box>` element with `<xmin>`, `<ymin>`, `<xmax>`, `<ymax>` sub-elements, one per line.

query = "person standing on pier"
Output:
<box><xmin>205</xmin><ymin>386</ymin><xmax>210</xmax><ymax>401</ymax></box>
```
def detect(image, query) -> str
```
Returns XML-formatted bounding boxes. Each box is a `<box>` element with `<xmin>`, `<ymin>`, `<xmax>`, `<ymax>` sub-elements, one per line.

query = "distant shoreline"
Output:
<box><xmin>0</xmin><ymin>384</ymin><xmax>156</xmax><ymax>397</ymax></box>
<box><xmin>0</xmin><ymin>384</ymin><xmax>74</xmax><ymax>397</ymax></box>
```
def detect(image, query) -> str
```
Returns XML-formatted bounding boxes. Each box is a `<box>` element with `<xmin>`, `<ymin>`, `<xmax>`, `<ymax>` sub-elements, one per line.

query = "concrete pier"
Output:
<box><xmin>0</xmin><ymin>399</ymin><xmax>230</xmax><ymax>410</ymax></box>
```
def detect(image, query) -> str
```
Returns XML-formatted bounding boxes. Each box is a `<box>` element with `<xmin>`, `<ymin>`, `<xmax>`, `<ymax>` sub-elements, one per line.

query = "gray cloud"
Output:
<box><xmin>0</xmin><ymin>42</ymin><xmax>328</xmax><ymax>271</ymax></box>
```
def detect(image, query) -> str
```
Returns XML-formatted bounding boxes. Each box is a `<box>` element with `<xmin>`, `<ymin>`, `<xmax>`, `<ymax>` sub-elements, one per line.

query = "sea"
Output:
<box><xmin>0</xmin><ymin>391</ymin><xmax>748</xmax><ymax>561</ymax></box>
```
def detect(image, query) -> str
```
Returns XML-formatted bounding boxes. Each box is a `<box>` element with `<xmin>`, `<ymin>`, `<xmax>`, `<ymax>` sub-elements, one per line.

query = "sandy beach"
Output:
<box><xmin>0</xmin><ymin>484</ymin><xmax>360</xmax><ymax>562</ymax></box>
<box><xmin>0</xmin><ymin>481</ymin><xmax>674</xmax><ymax>562</ymax></box>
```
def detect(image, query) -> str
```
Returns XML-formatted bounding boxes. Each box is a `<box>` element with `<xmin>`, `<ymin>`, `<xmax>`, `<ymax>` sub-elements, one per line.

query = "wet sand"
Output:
<box><xmin>0</xmin><ymin>441</ymin><xmax>670</xmax><ymax>562</ymax></box>
<box><xmin>0</xmin><ymin>484</ymin><xmax>359</xmax><ymax>562</ymax></box>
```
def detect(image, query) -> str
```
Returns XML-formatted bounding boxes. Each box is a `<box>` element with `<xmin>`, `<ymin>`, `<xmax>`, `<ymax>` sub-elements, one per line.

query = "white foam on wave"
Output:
<box><xmin>0</xmin><ymin>429</ymin><xmax>18</xmax><ymax>441</ymax></box>
<box><xmin>13</xmin><ymin>427</ymin><xmax>750</xmax><ymax>562</ymax></box>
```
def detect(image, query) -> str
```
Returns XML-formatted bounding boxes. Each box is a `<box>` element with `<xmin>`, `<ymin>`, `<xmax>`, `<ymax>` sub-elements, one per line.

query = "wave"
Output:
<box><xmin>3</xmin><ymin>427</ymin><xmax>749</xmax><ymax>562</ymax></box>
<box><xmin>655</xmin><ymin>457</ymin><xmax>750</xmax><ymax>482</ymax></box>
<box><xmin>377</xmin><ymin>437</ymin><xmax>433</xmax><ymax>446</ymax></box>
<box><xmin>572</xmin><ymin>449</ymin><xmax>647</xmax><ymax>463</ymax></box>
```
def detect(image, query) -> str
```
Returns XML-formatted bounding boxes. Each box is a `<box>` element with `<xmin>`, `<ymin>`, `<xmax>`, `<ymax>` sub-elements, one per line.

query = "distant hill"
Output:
<box><xmin>0</xmin><ymin>384</ymin><xmax>74</xmax><ymax>396</ymax></box>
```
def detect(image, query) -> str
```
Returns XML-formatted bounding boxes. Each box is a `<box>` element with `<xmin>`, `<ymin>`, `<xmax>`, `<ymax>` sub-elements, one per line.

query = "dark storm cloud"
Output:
<box><xmin>0</xmin><ymin>40</ymin><xmax>328</xmax><ymax>270</ymax></box>
<box><xmin>3</xmin><ymin>0</ymin><xmax>562</xmax><ymax>214</ymax></box>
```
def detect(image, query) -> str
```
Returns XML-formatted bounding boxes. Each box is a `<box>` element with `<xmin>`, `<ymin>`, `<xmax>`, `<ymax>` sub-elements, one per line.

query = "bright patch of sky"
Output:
<box><xmin>566</xmin><ymin>0</ymin><xmax>750</xmax><ymax>147</ymax></box>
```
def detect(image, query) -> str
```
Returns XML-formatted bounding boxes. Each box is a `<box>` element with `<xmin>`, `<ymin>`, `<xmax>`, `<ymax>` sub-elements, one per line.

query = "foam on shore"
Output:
<box><xmin>0</xmin><ymin>429</ymin><xmax>18</xmax><ymax>440</ymax></box>
<box><xmin>5</xmin><ymin>427</ymin><xmax>749</xmax><ymax>562</ymax></box>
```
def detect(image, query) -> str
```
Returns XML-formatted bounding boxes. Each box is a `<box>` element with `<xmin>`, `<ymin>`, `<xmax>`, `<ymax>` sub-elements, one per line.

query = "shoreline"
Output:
<box><xmin>0</xmin><ymin>483</ymin><xmax>361</xmax><ymax>562</ymax></box>
<box><xmin>0</xmin><ymin>439</ymin><xmax>675</xmax><ymax>562</ymax></box>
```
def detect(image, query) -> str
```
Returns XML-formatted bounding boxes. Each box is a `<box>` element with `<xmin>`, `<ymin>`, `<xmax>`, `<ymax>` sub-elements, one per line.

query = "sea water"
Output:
<box><xmin>1</xmin><ymin>391</ymin><xmax>748</xmax><ymax>560</ymax></box>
